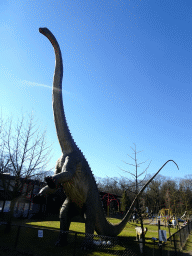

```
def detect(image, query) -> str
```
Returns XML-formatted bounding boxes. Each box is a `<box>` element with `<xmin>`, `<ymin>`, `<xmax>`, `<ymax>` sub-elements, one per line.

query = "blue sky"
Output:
<box><xmin>0</xmin><ymin>1</ymin><xmax>191</xmax><ymax>180</ymax></box>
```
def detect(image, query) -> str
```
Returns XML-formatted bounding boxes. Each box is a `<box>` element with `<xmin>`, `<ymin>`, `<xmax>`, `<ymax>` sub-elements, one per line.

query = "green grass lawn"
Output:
<box><xmin>21</xmin><ymin>217</ymin><xmax>177</xmax><ymax>240</ymax></box>
<box><xmin>0</xmin><ymin>217</ymin><xmax>190</xmax><ymax>256</ymax></box>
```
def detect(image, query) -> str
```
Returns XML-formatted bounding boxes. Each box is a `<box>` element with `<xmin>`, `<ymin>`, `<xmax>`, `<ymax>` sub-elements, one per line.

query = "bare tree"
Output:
<box><xmin>119</xmin><ymin>143</ymin><xmax>151</xmax><ymax>251</ymax></box>
<box><xmin>120</xmin><ymin>144</ymin><xmax>151</xmax><ymax>196</ymax></box>
<box><xmin>101</xmin><ymin>144</ymin><xmax>151</xmax><ymax>214</ymax></box>
<box><xmin>5</xmin><ymin>114</ymin><xmax>53</xmax><ymax>177</ymax></box>
<box><xmin>0</xmin><ymin>115</ymin><xmax>11</xmax><ymax>174</ymax></box>
<box><xmin>0</xmin><ymin>112</ymin><xmax>53</xmax><ymax>230</ymax></box>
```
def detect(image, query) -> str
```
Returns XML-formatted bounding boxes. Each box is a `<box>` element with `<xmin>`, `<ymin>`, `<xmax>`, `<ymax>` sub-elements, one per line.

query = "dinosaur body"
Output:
<box><xmin>38</xmin><ymin>27</ymin><xmax>178</xmax><ymax>245</ymax></box>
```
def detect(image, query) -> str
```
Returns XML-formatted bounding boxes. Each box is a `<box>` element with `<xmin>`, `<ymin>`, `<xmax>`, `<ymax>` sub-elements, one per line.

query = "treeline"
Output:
<box><xmin>95</xmin><ymin>174</ymin><xmax>192</xmax><ymax>216</ymax></box>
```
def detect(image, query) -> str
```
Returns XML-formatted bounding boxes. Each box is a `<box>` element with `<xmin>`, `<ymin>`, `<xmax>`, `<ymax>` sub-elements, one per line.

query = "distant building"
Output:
<box><xmin>0</xmin><ymin>174</ymin><xmax>122</xmax><ymax>219</ymax></box>
<box><xmin>0</xmin><ymin>174</ymin><xmax>65</xmax><ymax>219</ymax></box>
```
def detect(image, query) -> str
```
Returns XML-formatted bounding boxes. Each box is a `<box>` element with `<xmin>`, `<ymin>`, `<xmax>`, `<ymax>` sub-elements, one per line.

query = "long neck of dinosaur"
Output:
<box><xmin>42</xmin><ymin>29</ymin><xmax>75</xmax><ymax>154</ymax></box>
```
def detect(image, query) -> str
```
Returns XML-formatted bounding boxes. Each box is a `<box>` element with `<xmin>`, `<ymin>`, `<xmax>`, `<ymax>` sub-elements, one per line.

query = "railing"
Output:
<box><xmin>0</xmin><ymin>222</ymin><xmax>139</xmax><ymax>256</ymax></box>
<box><xmin>0</xmin><ymin>221</ymin><xmax>191</xmax><ymax>256</ymax></box>
<box><xmin>160</xmin><ymin>221</ymin><xmax>192</xmax><ymax>255</ymax></box>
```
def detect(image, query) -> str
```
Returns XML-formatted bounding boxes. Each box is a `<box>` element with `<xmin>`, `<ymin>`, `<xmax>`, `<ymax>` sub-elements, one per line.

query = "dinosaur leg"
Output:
<box><xmin>81</xmin><ymin>202</ymin><xmax>96</xmax><ymax>250</ymax></box>
<box><xmin>55</xmin><ymin>197</ymin><xmax>72</xmax><ymax>247</ymax></box>
<box><xmin>56</xmin><ymin>197</ymin><xmax>83</xmax><ymax>247</ymax></box>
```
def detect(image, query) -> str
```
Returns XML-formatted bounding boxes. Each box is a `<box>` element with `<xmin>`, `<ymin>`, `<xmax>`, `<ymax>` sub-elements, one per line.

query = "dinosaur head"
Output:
<box><xmin>39</xmin><ymin>27</ymin><xmax>48</xmax><ymax>35</ymax></box>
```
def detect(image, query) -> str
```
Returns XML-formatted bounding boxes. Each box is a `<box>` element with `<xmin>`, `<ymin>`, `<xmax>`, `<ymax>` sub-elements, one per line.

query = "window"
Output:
<box><xmin>3</xmin><ymin>201</ymin><xmax>11</xmax><ymax>212</ymax></box>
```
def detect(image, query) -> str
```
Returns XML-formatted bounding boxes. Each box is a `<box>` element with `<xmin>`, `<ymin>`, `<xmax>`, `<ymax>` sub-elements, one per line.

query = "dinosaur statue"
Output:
<box><xmin>36</xmin><ymin>27</ymin><xmax>179</xmax><ymax>247</ymax></box>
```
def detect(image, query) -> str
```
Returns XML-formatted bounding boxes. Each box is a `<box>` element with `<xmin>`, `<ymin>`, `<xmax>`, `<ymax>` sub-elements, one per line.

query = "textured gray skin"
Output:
<box><xmin>38</xmin><ymin>27</ymin><xmax>178</xmax><ymax>240</ymax></box>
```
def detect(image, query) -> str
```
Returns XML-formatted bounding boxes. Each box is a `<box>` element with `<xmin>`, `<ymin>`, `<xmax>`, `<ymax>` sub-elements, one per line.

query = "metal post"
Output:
<box><xmin>107</xmin><ymin>205</ymin><xmax>109</xmax><ymax>217</ymax></box>
<box><xmin>140</xmin><ymin>215</ymin><xmax>146</xmax><ymax>255</ymax></box>
<box><xmin>14</xmin><ymin>225</ymin><xmax>21</xmax><ymax>249</ymax></box>
<box><xmin>179</xmin><ymin>226</ymin><xmax>182</xmax><ymax>249</ymax></box>
<box><xmin>2</xmin><ymin>200</ymin><xmax>5</xmax><ymax>213</ymax></box>
<box><xmin>158</xmin><ymin>220</ymin><xmax>160</xmax><ymax>241</ymax></box>
<box><xmin>168</xmin><ymin>222</ymin><xmax>171</xmax><ymax>241</ymax></box>
<box><xmin>158</xmin><ymin>241</ymin><xmax>163</xmax><ymax>256</ymax></box>
<box><xmin>187</xmin><ymin>220</ymin><xmax>190</xmax><ymax>234</ymax></box>
<box><xmin>173</xmin><ymin>234</ymin><xmax>177</xmax><ymax>256</ymax></box>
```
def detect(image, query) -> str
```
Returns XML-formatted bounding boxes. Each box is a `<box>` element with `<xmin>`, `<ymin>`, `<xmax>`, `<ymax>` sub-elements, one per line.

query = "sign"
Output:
<box><xmin>38</xmin><ymin>230</ymin><xmax>43</xmax><ymax>238</ymax></box>
<box><xmin>159</xmin><ymin>230</ymin><xmax>167</xmax><ymax>242</ymax></box>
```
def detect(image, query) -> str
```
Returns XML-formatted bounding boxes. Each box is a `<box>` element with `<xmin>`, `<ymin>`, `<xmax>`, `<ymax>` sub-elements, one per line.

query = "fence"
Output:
<box><xmin>160</xmin><ymin>220</ymin><xmax>192</xmax><ymax>255</ymax></box>
<box><xmin>0</xmin><ymin>222</ymin><xmax>140</xmax><ymax>256</ymax></box>
<box><xmin>0</xmin><ymin>221</ymin><xmax>191</xmax><ymax>256</ymax></box>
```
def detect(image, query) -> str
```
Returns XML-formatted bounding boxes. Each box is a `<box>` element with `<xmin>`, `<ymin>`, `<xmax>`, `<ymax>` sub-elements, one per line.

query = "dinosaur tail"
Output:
<box><xmin>39</xmin><ymin>27</ymin><xmax>76</xmax><ymax>154</ymax></box>
<box><xmin>95</xmin><ymin>160</ymin><xmax>179</xmax><ymax>237</ymax></box>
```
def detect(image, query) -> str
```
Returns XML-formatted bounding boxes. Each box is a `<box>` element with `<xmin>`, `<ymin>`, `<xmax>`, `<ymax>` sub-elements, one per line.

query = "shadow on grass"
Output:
<box><xmin>1</xmin><ymin>220</ymin><xmax>186</xmax><ymax>256</ymax></box>
<box><xmin>0</xmin><ymin>223</ymin><xmax>139</xmax><ymax>255</ymax></box>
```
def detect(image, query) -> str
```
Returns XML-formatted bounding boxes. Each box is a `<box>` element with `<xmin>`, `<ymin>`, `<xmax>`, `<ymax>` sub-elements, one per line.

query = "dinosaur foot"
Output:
<box><xmin>44</xmin><ymin>176</ymin><xmax>56</xmax><ymax>189</ymax></box>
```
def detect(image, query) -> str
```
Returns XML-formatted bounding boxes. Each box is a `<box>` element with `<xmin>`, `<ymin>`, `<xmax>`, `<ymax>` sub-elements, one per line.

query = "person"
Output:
<box><xmin>172</xmin><ymin>217</ymin><xmax>177</xmax><ymax>228</ymax></box>
<box><xmin>151</xmin><ymin>210</ymin><xmax>154</xmax><ymax>221</ymax></box>
<box><xmin>133</xmin><ymin>214</ymin><xmax>135</xmax><ymax>223</ymax></box>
